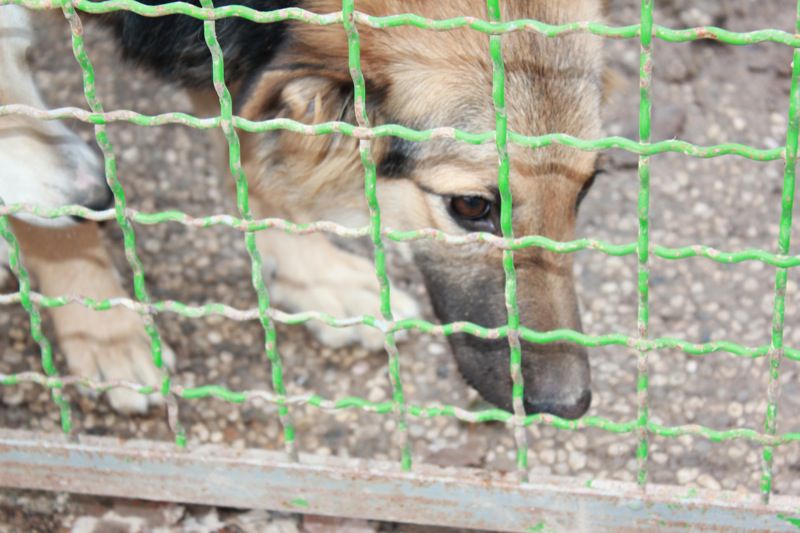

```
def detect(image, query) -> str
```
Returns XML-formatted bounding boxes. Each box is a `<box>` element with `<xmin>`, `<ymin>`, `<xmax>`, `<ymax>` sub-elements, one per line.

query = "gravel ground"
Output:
<box><xmin>2</xmin><ymin>0</ymin><xmax>800</xmax><ymax>530</ymax></box>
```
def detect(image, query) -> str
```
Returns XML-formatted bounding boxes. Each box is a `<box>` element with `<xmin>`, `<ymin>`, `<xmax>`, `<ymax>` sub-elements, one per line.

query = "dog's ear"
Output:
<box><xmin>601</xmin><ymin>67</ymin><xmax>625</xmax><ymax>104</ymax></box>
<box><xmin>238</xmin><ymin>68</ymin><xmax>355</xmax><ymax>124</ymax></box>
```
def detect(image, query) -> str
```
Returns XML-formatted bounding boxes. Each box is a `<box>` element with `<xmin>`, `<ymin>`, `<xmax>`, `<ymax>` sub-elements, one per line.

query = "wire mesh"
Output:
<box><xmin>0</xmin><ymin>0</ymin><xmax>798</xmax><ymax>506</ymax></box>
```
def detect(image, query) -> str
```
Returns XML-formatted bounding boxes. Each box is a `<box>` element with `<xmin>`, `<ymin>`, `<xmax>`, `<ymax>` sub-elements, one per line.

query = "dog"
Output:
<box><xmin>103</xmin><ymin>0</ymin><xmax>604</xmax><ymax>418</ymax></box>
<box><xmin>0</xmin><ymin>4</ymin><xmax>174</xmax><ymax>414</ymax></box>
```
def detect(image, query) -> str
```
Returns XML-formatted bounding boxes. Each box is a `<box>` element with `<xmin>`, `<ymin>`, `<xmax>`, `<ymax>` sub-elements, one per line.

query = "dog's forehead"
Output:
<box><xmin>376</xmin><ymin>26</ymin><xmax>603</xmax><ymax>137</ymax></box>
<box><xmin>386</xmin><ymin>54</ymin><xmax>601</xmax><ymax>187</ymax></box>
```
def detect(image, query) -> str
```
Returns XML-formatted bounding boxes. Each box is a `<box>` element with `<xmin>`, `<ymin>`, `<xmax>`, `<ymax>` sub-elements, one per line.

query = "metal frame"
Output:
<box><xmin>1</xmin><ymin>429</ymin><xmax>799</xmax><ymax>532</ymax></box>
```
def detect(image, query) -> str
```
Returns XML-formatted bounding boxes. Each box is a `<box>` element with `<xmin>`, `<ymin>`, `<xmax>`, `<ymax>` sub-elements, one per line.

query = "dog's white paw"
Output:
<box><xmin>270</xmin><ymin>271</ymin><xmax>420</xmax><ymax>352</ymax></box>
<box><xmin>55</xmin><ymin>306</ymin><xmax>175</xmax><ymax>414</ymax></box>
<box><xmin>257</xmin><ymin>229</ymin><xmax>421</xmax><ymax>351</ymax></box>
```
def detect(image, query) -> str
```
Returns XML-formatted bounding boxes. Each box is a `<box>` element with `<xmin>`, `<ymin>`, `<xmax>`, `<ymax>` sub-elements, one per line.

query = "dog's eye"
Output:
<box><xmin>450</xmin><ymin>196</ymin><xmax>492</xmax><ymax>220</ymax></box>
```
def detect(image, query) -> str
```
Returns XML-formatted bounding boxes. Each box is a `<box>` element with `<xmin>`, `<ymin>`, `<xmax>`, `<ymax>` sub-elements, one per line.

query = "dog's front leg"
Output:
<box><xmin>10</xmin><ymin>220</ymin><xmax>174</xmax><ymax>414</ymax></box>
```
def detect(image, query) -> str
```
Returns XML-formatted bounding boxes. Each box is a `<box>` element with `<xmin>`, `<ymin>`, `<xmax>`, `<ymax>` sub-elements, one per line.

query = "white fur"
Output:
<box><xmin>0</xmin><ymin>5</ymin><xmax>106</xmax><ymax>227</ymax></box>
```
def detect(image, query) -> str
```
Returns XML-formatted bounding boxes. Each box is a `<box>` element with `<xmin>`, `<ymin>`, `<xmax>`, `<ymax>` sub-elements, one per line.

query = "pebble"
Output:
<box><xmin>540</xmin><ymin>449</ymin><xmax>556</xmax><ymax>465</ymax></box>
<box><xmin>568</xmin><ymin>451</ymin><xmax>587</xmax><ymax>471</ymax></box>
<box><xmin>727</xmin><ymin>402</ymin><xmax>744</xmax><ymax>418</ymax></box>
<box><xmin>677</xmin><ymin>468</ymin><xmax>700</xmax><ymax>485</ymax></box>
<box><xmin>697</xmin><ymin>474</ymin><xmax>722</xmax><ymax>491</ymax></box>
<box><xmin>265</xmin><ymin>519</ymin><xmax>300</xmax><ymax>533</ymax></box>
<box><xmin>1</xmin><ymin>388</ymin><xmax>24</xmax><ymax>407</ymax></box>
<box><xmin>367</xmin><ymin>387</ymin><xmax>386</xmax><ymax>403</ymax></box>
<box><xmin>652</xmin><ymin>452</ymin><xmax>669</xmax><ymax>465</ymax></box>
<box><xmin>427</xmin><ymin>343</ymin><xmax>446</xmax><ymax>356</ymax></box>
<box><xmin>352</xmin><ymin>361</ymin><xmax>370</xmax><ymax>376</ymax></box>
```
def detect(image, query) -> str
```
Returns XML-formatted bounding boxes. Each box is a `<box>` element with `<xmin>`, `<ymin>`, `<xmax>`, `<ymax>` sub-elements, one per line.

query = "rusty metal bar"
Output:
<box><xmin>0</xmin><ymin>429</ymin><xmax>799</xmax><ymax>532</ymax></box>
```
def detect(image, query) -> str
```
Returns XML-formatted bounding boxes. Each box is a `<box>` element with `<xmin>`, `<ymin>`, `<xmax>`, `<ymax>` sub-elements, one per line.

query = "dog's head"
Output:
<box><xmin>238</xmin><ymin>0</ymin><xmax>603</xmax><ymax>418</ymax></box>
<box><xmin>0</xmin><ymin>5</ymin><xmax>109</xmax><ymax>226</ymax></box>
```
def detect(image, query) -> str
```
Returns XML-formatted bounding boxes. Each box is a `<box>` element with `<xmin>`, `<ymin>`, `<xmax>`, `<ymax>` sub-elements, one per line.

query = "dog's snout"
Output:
<box><xmin>71</xmin><ymin>183</ymin><xmax>113</xmax><ymax>223</ymax></box>
<box><xmin>525</xmin><ymin>389</ymin><xmax>591</xmax><ymax>420</ymax></box>
<box><xmin>85</xmin><ymin>184</ymin><xmax>114</xmax><ymax>211</ymax></box>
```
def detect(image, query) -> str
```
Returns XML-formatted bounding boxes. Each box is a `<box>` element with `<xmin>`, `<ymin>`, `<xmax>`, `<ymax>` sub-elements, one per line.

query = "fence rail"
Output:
<box><xmin>1</xmin><ymin>429</ymin><xmax>799</xmax><ymax>532</ymax></box>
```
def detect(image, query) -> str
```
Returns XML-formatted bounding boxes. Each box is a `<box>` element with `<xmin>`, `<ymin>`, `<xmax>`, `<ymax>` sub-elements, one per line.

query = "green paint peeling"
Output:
<box><xmin>289</xmin><ymin>498</ymin><xmax>309</xmax><ymax>509</ymax></box>
<box><xmin>778</xmin><ymin>514</ymin><xmax>800</xmax><ymax>529</ymax></box>
<box><xmin>527</xmin><ymin>522</ymin><xmax>556</xmax><ymax>533</ymax></box>
<box><xmin>680</xmin><ymin>488</ymin><xmax>699</xmax><ymax>500</ymax></box>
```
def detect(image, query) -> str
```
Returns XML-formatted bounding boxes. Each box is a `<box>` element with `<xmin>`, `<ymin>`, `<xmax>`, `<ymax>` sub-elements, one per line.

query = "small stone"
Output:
<box><xmin>697</xmin><ymin>474</ymin><xmax>721</xmax><ymax>491</ymax></box>
<box><xmin>568</xmin><ymin>451</ymin><xmax>587</xmax><ymax>470</ymax></box>
<box><xmin>727</xmin><ymin>402</ymin><xmax>743</xmax><ymax>418</ymax></box>
<box><xmin>427</xmin><ymin>343</ymin><xmax>446</xmax><ymax>356</ymax></box>
<box><xmin>352</xmin><ymin>361</ymin><xmax>370</xmax><ymax>376</ymax></box>
<box><xmin>677</xmin><ymin>468</ymin><xmax>699</xmax><ymax>484</ymax></box>
<box><xmin>69</xmin><ymin>516</ymin><xmax>98</xmax><ymax>533</ymax></box>
<box><xmin>540</xmin><ymin>449</ymin><xmax>556</xmax><ymax>465</ymax></box>
<box><xmin>571</xmin><ymin>433</ymin><xmax>587</xmax><ymax>449</ymax></box>
<box><xmin>442</xmin><ymin>425</ymin><xmax>458</xmax><ymax>438</ymax></box>
<box><xmin>4</xmin><ymin>351</ymin><xmax>21</xmax><ymax>365</ymax></box>
<box><xmin>2</xmin><ymin>387</ymin><xmax>25</xmax><ymax>407</ymax></box>
<box><xmin>367</xmin><ymin>387</ymin><xmax>386</xmax><ymax>403</ymax></box>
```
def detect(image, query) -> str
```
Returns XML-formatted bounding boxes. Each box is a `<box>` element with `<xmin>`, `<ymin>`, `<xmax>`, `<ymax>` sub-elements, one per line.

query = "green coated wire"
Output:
<box><xmin>60</xmin><ymin>0</ymin><xmax>178</xmax><ymax>438</ymax></box>
<box><xmin>0</xmin><ymin>208</ymin><xmax>71</xmax><ymax>431</ymax></box>
<box><xmin>5</xmin><ymin>0</ymin><xmax>800</xmax><ymax>47</ymax></box>
<box><xmin>7</xmin><ymin>200</ymin><xmax>800</xmax><ymax>267</ymax></box>
<box><xmin>760</xmin><ymin>0</ymin><xmax>800</xmax><ymax>505</ymax></box>
<box><xmin>341</xmin><ymin>0</ymin><xmax>411</xmax><ymax>471</ymax></box>
<box><xmin>0</xmin><ymin>105</ymin><xmax>786</xmax><ymax>161</ymax></box>
<box><xmin>3</xmin><ymin>287</ymin><xmax>800</xmax><ymax>361</ymax></box>
<box><xmin>486</xmin><ymin>0</ymin><xmax>528</xmax><ymax>481</ymax></box>
<box><xmin>635</xmin><ymin>0</ymin><xmax>654</xmax><ymax>489</ymax></box>
<box><xmin>198</xmin><ymin>0</ymin><xmax>297</xmax><ymax>459</ymax></box>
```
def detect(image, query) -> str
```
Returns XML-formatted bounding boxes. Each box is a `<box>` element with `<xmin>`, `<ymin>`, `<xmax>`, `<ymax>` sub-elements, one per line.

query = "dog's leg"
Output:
<box><xmin>251</xmin><ymin>198</ymin><xmax>420</xmax><ymax>351</ymax></box>
<box><xmin>10</xmin><ymin>220</ymin><xmax>174</xmax><ymax>414</ymax></box>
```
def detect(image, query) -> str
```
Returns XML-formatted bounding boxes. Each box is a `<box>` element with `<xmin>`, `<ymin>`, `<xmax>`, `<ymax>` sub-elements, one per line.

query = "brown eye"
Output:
<box><xmin>450</xmin><ymin>196</ymin><xmax>491</xmax><ymax>220</ymax></box>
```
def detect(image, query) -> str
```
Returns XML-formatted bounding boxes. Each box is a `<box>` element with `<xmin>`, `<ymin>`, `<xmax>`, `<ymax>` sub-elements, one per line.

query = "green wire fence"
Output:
<box><xmin>0</xmin><ymin>0</ymin><xmax>798</xmax><ymax>509</ymax></box>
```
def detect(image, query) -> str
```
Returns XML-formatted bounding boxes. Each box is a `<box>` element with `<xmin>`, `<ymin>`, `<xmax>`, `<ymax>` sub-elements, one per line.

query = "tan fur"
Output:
<box><xmin>240</xmin><ymin>0</ymin><xmax>602</xmax><ymax>231</ymax></box>
<box><xmin>231</xmin><ymin>0</ymin><xmax>604</xmax><ymax>415</ymax></box>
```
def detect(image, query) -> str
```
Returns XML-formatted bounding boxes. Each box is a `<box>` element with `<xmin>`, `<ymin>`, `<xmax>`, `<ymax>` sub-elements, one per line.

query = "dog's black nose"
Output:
<box><xmin>71</xmin><ymin>184</ymin><xmax>114</xmax><ymax>223</ymax></box>
<box><xmin>524</xmin><ymin>389</ymin><xmax>592</xmax><ymax>420</ymax></box>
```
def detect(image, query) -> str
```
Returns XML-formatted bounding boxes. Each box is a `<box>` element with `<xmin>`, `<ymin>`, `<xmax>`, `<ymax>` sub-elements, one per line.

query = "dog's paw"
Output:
<box><xmin>270</xmin><ymin>272</ymin><xmax>420</xmax><ymax>352</ymax></box>
<box><xmin>55</xmin><ymin>306</ymin><xmax>175</xmax><ymax>414</ymax></box>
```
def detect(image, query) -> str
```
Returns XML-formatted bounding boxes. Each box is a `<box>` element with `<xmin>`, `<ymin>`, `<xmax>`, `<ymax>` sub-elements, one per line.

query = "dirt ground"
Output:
<box><xmin>2</xmin><ymin>0</ymin><xmax>800</xmax><ymax>531</ymax></box>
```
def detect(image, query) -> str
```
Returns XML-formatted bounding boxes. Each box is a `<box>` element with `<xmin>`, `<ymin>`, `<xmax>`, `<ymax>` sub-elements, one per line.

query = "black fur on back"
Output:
<box><xmin>104</xmin><ymin>0</ymin><xmax>297</xmax><ymax>88</ymax></box>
